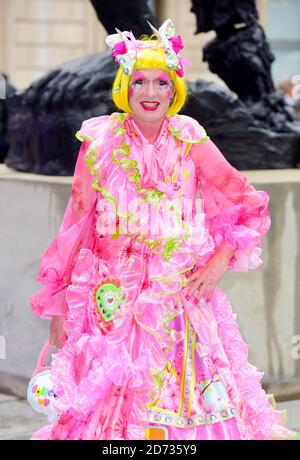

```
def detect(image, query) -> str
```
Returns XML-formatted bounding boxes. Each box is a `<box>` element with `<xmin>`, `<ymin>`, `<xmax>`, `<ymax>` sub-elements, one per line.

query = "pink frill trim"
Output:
<box><xmin>30</xmin><ymin>284</ymin><xmax>68</xmax><ymax>320</ymax></box>
<box><xmin>210</xmin><ymin>287</ymin><xmax>299</xmax><ymax>440</ymax></box>
<box><xmin>208</xmin><ymin>192</ymin><xmax>271</xmax><ymax>272</ymax></box>
<box><xmin>40</xmin><ymin>247</ymin><xmax>168</xmax><ymax>440</ymax></box>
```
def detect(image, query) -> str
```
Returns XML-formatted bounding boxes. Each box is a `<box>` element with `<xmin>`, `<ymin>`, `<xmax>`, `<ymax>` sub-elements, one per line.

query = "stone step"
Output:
<box><xmin>0</xmin><ymin>394</ymin><xmax>299</xmax><ymax>440</ymax></box>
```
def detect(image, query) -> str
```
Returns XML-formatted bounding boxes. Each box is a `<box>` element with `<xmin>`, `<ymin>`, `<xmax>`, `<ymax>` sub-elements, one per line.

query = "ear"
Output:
<box><xmin>170</xmin><ymin>80</ymin><xmax>175</xmax><ymax>101</ymax></box>
<box><xmin>170</xmin><ymin>91</ymin><xmax>175</xmax><ymax>106</ymax></box>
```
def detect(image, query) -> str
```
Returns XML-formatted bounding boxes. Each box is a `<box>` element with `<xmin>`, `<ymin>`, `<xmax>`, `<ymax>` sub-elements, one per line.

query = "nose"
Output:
<box><xmin>145</xmin><ymin>81</ymin><xmax>156</xmax><ymax>98</ymax></box>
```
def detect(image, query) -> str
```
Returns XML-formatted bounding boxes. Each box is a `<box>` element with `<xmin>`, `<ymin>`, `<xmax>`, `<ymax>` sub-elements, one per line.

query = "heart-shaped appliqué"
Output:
<box><xmin>170</xmin><ymin>329</ymin><xmax>184</xmax><ymax>344</ymax></box>
<box><xmin>93</xmin><ymin>278</ymin><xmax>127</xmax><ymax>323</ymax></box>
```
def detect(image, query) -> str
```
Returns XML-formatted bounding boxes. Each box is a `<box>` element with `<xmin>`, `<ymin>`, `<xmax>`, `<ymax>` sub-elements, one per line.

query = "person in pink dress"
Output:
<box><xmin>29</xmin><ymin>19</ymin><xmax>299</xmax><ymax>440</ymax></box>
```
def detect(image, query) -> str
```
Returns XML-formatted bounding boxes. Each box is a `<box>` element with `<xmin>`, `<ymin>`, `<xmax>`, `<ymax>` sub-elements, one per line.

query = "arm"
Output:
<box><xmin>29</xmin><ymin>114</ymin><xmax>113</xmax><ymax>320</ymax></box>
<box><xmin>29</xmin><ymin>137</ymin><xmax>97</xmax><ymax>320</ymax></box>
<box><xmin>190</xmin><ymin>139</ymin><xmax>271</xmax><ymax>272</ymax></box>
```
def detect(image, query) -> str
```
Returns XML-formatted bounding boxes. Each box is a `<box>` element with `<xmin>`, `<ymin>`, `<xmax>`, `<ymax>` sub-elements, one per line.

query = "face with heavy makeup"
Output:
<box><xmin>128</xmin><ymin>68</ymin><xmax>175</xmax><ymax>123</ymax></box>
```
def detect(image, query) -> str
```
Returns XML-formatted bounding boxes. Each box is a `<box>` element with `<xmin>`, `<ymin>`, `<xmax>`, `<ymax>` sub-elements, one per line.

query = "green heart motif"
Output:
<box><xmin>95</xmin><ymin>281</ymin><xmax>127</xmax><ymax>322</ymax></box>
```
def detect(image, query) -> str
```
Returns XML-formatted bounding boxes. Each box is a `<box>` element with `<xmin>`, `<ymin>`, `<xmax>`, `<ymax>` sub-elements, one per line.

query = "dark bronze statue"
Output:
<box><xmin>3</xmin><ymin>0</ymin><xmax>300</xmax><ymax>174</ymax></box>
<box><xmin>0</xmin><ymin>74</ymin><xmax>15</xmax><ymax>163</ymax></box>
<box><xmin>184</xmin><ymin>0</ymin><xmax>300</xmax><ymax>168</ymax></box>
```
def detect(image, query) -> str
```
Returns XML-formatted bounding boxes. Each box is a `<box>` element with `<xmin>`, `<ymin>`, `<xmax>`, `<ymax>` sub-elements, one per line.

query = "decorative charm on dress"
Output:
<box><xmin>92</xmin><ymin>278</ymin><xmax>127</xmax><ymax>329</ymax></box>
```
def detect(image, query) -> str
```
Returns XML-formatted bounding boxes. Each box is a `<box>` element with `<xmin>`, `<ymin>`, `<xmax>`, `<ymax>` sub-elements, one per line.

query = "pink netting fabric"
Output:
<box><xmin>189</xmin><ymin>139</ymin><xmax>271</xmax><ymax>272</ymax></box>
<box><xmin>209</xmin><ymin>288</ymin><xmax>298</xmax><ymax>440</ymax></box>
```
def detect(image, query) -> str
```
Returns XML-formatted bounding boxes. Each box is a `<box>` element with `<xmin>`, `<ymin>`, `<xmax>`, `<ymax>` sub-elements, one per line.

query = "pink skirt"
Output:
<box><xmin>30</xmin><ymin>247</ymin><xmax>299</xmax><ymax>441</ymax></box>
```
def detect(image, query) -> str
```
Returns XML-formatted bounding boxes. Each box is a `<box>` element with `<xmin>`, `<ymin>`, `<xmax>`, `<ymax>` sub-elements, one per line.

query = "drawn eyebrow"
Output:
<box><xmin>155</xmin><ymin>75</ymin><xmax>170</xmax><ymax>82</ymax></box>
<box><xmin>132</xmin><ymin>71</ymin><xmax>146</xmax><ymax>80</ymax></box>
<box><xmin>131</xmin><ymin>72</ymin><xmax>170</xmax><ymax>84</ymax></box>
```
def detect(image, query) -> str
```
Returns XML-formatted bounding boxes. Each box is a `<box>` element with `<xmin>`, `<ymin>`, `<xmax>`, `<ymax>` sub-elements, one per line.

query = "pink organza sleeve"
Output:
<box><xmin>30</xmin><ymin>133</ymin><xmax>98</xmax><ymax>320</ymax></box>
<box><xmin>190</xmin><ymin>139</ymin><xmax>271</xmax><ymax>272</ymax></box>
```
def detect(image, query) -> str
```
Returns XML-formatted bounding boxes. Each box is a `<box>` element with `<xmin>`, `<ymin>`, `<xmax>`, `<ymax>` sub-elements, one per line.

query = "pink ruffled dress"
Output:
<box><xmin>29</xmin><ymin>112</ymin><xmax>299</xmax><ymax>440</ymax></box>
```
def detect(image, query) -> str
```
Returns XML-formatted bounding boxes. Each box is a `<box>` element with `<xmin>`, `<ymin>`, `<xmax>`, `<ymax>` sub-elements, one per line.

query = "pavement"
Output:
<box><xmin>0</xmin><ymin>393</ymin><xmax>45</xmax><ymax>440</ymax></box>
<box><xmin>0</xmin><ymin>393</ymin><xmax>299</xmax><ymax>440</ymax></box>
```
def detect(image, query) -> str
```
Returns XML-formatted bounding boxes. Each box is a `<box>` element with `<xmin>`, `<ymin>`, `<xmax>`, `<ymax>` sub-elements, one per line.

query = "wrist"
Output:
<box><xmin>218</xmin><ymin>240</ymin><xmax>236</xmax><ymax>261</ymax></box>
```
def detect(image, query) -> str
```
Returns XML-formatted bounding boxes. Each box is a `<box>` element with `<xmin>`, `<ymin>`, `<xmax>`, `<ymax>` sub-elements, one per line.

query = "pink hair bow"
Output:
<box><xmin>169</xmin><ymin>35</ymin><xmax>184</xmax><ymax>54</ymax></box>
<box><xmin>106</xmin><ymin>30</ymin><xmax>139</xmax><ymax>75</ymax></box>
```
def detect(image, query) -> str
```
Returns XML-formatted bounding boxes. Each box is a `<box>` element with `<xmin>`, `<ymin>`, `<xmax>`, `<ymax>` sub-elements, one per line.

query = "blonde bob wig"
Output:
<box><xmin>111</xmin><ymin>38</ymin><xmax>188</xmax><ymax>116</ymax></box>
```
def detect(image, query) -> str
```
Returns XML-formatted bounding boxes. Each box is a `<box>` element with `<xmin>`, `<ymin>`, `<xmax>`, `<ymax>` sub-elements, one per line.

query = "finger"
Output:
<box><xmin>185</xmin><ymin>280</ymin><xmax>202</xmax><ymax>297</ymax></box>
<box><xmin>197</xmin><ymin>281</ymin><xmax>210</xmax><ymax>300</ymax></box>
<box><xmin>58</xmin><ymin>333</ymin><xmax>67</xmax><ymax>349</ymax></box>
<box><xmin>186</xmin><ymin>266</ymin><xmax>204</xmax><ymax>284</ymax></box>
<box><xmin>207</xmin><ymin>282</ymin><xmax>217</xmax><ymax>300</ymax></box>
<box><xmin>56</xmin><ymin>337</ymin><xmax>64</xmax><ymax>349</ymax></box>
<box><xmin>186</xmin><ymin>286</ymin><xmax>203</xmax><ymax>304</ymax></box>
<box><xmin>205</xmin><ymin>284</ymin><xmax>215</xmax><ymax>302</ymax></box>
<box><xmin>193</xmin><ymin>277</ymin><xmax>206</xmax><ymax>293</ymax></box>
<box><xmin>186</xmin><ymin>273</ymin><xmax>197</xmax><ymax>286</ymax></box>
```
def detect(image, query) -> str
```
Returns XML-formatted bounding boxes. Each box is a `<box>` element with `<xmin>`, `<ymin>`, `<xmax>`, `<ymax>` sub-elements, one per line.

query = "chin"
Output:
<box><xmin>130</xmin><ymin>102</ymin><xmax>168</xmax><ymax>120</ymax></box>
<box><xmin>137</xmin><ymin>109</ymin><xmax>167</xmax><ymax>122</ymax></box>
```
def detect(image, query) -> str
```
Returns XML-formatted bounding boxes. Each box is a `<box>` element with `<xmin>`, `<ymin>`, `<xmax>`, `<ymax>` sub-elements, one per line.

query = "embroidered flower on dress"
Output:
<box><xmin>159</xmin><ymin>372</ymin><xmax>180</xmax><ymax>411</ymax></box>
<box><xmin>71</xmin><ymin>178</ymin><xmax>88</xmax><ymax>215</ymax></box>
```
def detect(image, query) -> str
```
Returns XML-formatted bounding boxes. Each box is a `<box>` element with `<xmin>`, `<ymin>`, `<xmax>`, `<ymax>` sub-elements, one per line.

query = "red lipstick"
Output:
<box><xmin>140</xmin><ymin>101</ymin><xmax>160</xmax><ymax>111</ymax></box>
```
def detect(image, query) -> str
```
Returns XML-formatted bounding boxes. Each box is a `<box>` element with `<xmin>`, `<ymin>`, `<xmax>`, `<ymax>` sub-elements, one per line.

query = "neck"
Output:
<box><xmin>132</xmin><ymin>115</ymin><xmax>165</xmax><ymax>144</ymax></box>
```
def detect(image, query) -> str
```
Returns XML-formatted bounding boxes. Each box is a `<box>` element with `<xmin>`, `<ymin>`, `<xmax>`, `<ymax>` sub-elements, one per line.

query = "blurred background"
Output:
<box><xmin>0</xmin><ymin>0</ymin><xmax>300</xmax><ymax>439</ymax></box>
<box><xmin>0</xmin><ymin>0</ymin><xmax>299</xmax><ymax>91</ymax></box>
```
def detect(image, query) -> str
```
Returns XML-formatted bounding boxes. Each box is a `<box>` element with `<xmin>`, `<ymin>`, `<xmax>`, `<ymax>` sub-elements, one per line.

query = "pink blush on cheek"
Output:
<box><xmin>161</xmin><ymin>87</ymin><xmax>173</xmax><ymax>99</ymax></box>
<box><xmin>156</xmin><ymin>74</ymin><xmax>173</xmax><ymax>99</ymax></box>
<box><xmin>129</xmin><ymin>87</ymin><xmax>135</xmax><ymax>97</ymax></box>
<box><xmin>129</xmin><ymin>82</ymin><xmax>143</xmax><ymax>97</ymax></box>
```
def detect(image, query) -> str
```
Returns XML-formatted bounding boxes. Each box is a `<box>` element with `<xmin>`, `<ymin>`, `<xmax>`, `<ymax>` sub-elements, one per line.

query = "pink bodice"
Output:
<box><xmin>30</xmin><ymin>112</ymin><xmax>271</xmax><ymax>320</ymax></box>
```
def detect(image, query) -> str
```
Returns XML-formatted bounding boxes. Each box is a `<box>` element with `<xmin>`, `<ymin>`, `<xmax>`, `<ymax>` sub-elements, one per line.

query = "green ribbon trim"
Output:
<box><xmin>76</xmin><ymin>112</ymin><xmax>200</xmax><ymax>261</ymax></box>
<box><xmin>168</xmin><ymin>117</ymin><xmax>210</xmax><ymax>145</ymax></box>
